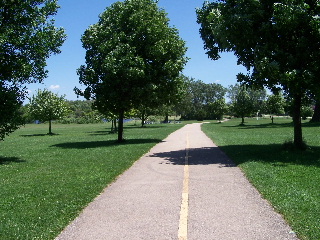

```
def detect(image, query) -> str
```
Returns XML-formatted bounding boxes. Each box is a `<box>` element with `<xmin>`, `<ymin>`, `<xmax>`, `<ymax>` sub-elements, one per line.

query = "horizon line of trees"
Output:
<box><xmin>21</xmin><ymin>79</ymin><xmax>317</xmax><ymax>129</ymax></box>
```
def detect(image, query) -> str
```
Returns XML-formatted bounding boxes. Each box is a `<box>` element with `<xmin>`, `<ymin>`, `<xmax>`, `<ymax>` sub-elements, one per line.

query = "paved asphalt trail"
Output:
<box><xmin>56</xmin><ymin>123</ymin><xmax>298</xmax><ymax>240</ymax></box>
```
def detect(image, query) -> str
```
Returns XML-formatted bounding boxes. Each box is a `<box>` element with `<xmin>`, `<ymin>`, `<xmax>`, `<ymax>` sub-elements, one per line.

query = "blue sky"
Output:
<box><xmin>27</xmin><ymin>0</ymin><xmax>246</xmax><ymax>100</ymax></box>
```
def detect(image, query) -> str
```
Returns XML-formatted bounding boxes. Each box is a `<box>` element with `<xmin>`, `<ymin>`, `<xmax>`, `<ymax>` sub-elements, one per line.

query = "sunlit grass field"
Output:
<box><xmin>202</xmin><ymin>117</ymin><xmax>320</xmax><ymax>240</ymax></box>
<box><xmin>0</xmin><ymin>122</ymin><xmax>184</xmax><ymax>239</ymax></box>
<box><xmin>2</xmin><ymin>118</ymin><xmax>319</xmax><ymax>240</ymax></box>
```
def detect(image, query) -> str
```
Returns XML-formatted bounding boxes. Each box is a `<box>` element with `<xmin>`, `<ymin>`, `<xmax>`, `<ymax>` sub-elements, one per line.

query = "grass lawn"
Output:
<box><xmin>0</xmin><ymin>122</ymin><xmax>184</xmax><ymax>240</ymax></box>
<box><xmin>202</xmin><ymin>117</ymin><xmax>320</xmax><ymax>240</ymax></box>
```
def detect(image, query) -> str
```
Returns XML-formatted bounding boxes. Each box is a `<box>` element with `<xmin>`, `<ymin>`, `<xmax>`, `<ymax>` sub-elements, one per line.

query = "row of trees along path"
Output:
<box><xmin>2</xmin><ymin>0</ymin><xmax>320</xmax><ymax>144</ymax></box>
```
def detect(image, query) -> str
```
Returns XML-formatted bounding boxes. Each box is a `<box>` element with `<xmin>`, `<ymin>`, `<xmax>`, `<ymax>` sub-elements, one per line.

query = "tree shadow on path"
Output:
<box><xmin>149</xmin><ymin>147</ymin><xmax>236</xmax><ymax>167</ymax></box>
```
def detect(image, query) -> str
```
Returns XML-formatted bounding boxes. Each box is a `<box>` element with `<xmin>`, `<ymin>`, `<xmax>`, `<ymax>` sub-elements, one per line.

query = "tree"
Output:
<box><xmin>0</xmin><ymin>0</ymin><xmax>66</xmax><ymax>139</ymax></box>
<box><xmin>231</xmin><ymin>86</ymin><xmax>255</xmax><ymax>124</ymax></box>
<box><xmin>0</xmin><ymin>83</ymin><xmax>25</xmax><ymax>140</ymax></box>
<box><xmin>227</xmin><ymin>84</ymin><xmax>267</xmax><ymax>118</ymax></box>
<box><xmin>61</xmin><ymin>100</ymin><xmax>103</xmax><ymax>124</ymax></box>
<box><xmin>76</xmin><ymin>0</ymin><xmax>188</xmax><ymax>142</ymax></box>
<box><xmin>266</xmin><ymin>93</ymin><xmax>285</xmax><ymax>123</ymax></box>
<box><xmin>177</xmin><ymin>77</ymin><xmax>227</xmax><ymax>120</ymax></box>
<box><xmin>129</xmin><ymin>106</ymin><xmax>157</xmax><ymax>127</ymax></box>
<box><xmin>301</xmin><ymin>105</ymin><xmax>314</xmax><ymax>120</ymax></box>
<box><xmin>197</xmin><ymin>0</ymin><xmax>320</xmax><ymax>149</ymax></box>
<box><xmin>310</xmin><ymin>99</ymin><xmax>320</xmax><ymax>122</ymax></box>
<box><xmin>207</xmin><ymin>98</ymin><xmax>227</xmax><ymax>122</ymax></box>
<box><xmin>28</xmin><ymin>89</ymin><xmax>69</xmax><ymax>135</ymax></box>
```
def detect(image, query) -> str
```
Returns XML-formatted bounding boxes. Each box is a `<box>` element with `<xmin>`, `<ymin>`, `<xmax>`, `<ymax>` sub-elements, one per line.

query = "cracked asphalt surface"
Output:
<box><xmin>55</xmin><ymin>123</ymin><xmax>298</xmax><ymax>240</ymax></box>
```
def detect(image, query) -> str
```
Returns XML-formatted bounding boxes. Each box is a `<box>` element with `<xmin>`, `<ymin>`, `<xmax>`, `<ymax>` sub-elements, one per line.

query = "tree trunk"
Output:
<box><xmin>48</xmin><ymin>119</ymin><xmax>52</xmax><ymax>135</ymax></box>
<box><xmin>117</xmin><ymin>110</ymin><xmax>124</xmax><ymax>142</ymax></box>
<box><xmin>114</xmin><ymin>119</ymin><xmax>117</xmax><ymax>131</ymax></box>
<box><xmin>241</xmin><ymin>116</ymin><xmax>244</xmax><ymax>124</ymax></box>
<box><xmin>141</xmin><ymin>110</ymin><xmax>146</xmax><ymax>127</ymax></box>
<box><xmin>111</xmin><ymin>119</ymin><xmax>114</xmax><ymax>132</ymax></box>
<box><xmin>164</xmin><ymin>114</ymin><xmax>169</xmax><ymax>123</ymax></box>
<box><xmin>292</xmin><ymin>94</ymin><xmax>304</xmax><ymax>149</ymax></box>
<box><xmin>111</xmin><ymin>119</ymin><xmax>117</xmax><ymax>133</ymax></box>
<box><xmin>311</xmin><ymin>99</ymin><xmax>320</xmax><ymax>122</ymax></box>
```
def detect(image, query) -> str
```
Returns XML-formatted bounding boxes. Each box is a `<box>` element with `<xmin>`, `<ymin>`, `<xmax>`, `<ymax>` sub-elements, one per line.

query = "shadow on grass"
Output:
<box><xmin>222</xmin><ymin>121</ymin><xmax>320</xmax><ymax>129</ymax></box>
<box><xmin>86</xmin><ymin>125</ymin><xmax>170</xmax><ymax>136</ymax></box>
<box><xmin>51</xmin><ymin>138</ymin><xmax>163</xmax><ymax>149</ymax></box>
<box><xmin>86</xmin><ymin>130</ymin><xmax>115</xmax><ymax>136</ymax></box>
<box><xmin>124</xmin><ymin>125</ymin><xmax>169</xmax><ymax>129</ymax></box>
<box><xmin>218</xmin><ymin>144</ymin><xmax>320</xmax><ymax>168</ymax></box>
<box><xmin>0</xmin><ymin>156</ymin><xmax>26</xmax><ymax>165</ymax></box>
<box><xmin>20</xmin><ymin>133</ymin><xmax>60</xmax><ymax>137</ymax></box>
<box><xmin>149</xmin><ymin>147</ymin><xmax>236</xmax><ymax>167</ymax></box>
<box><xmin>223</xmin><ymin>122</ymin><xmax>294</xmax><ymax>129</ymax></box>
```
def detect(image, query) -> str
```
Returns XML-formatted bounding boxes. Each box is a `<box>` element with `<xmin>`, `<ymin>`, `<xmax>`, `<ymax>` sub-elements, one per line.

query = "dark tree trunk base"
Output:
<box><xmin>310</xmin><ymin>100</ymin><xmax>320</xmax><ymax>122</ymax></box>
<box><xmin>117</xmin><ymin>110</ymin><xmax>125</xmax><ymax>142</ymax></box>
<box><xmin>292</xmin><ymin>94</ymin><xmax>304</xmax><ymax>150</ymax></box>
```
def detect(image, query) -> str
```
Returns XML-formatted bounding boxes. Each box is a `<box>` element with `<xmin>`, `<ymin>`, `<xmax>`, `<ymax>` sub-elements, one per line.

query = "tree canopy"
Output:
<box><xmin>0</xmin><ymin>0</ymin><xmax>66</xmax><ymax>139</ymax></box>
<box><xmin>76</xmin><ymin>0</ymin><xmax>188</xmax><ymax>142</ymax></box>
<box><xmin>197</xmin><ymin>0</ymin><xmax>320</xmax><ymax>149</ymax></box>
<box><xmin>266</xmin><ymin>93</ymin><xmax>286</xmax><ymax>121</ymax></box>
<box><xmin>177</xmin><ymin>77</ymin><xmax>227</xmax><ymax>120</ymax></box>
<box><xmin>28</xmin><ymin>89</ymin><xmax>69</xmax><ymax>135</ymax></box>
<box><xmin>0</xmin><ymin>82</ymin><xmax>25</xmax><ymax>140</ymax></box>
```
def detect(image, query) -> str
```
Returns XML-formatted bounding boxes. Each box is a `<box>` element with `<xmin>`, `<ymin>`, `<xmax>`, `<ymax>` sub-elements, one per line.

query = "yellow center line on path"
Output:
<box><xmin>178</xmin><ymin>133</ymin><xmax>190</xmax><ymax>240</ymax></box>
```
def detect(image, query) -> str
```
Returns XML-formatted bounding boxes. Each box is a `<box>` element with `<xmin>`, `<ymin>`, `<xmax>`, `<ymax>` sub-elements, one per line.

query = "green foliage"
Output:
<box><xmin>227</xmin><ymin>84</ymin><xmax>266</xmax><ymax>123</ymax></box>
<box><xmin>266</xmin><ymin>93</ymin><xmax>286</xmax><ymax>115</ymax></box>
<box><xmin>67</xmin><ymin>100</ymin><xmax>95</xmax><ymax>118</ymax></box>
<box><xmin>0</xmin><ymin>83</ymin><xmax>25</xmax><ymax>140</ymax></box>
<box><xmin>197</xmin><ymin>0</ymin><xmax>320</xmax><ymax>94</ymax></box>
<box><xmin>0</xmin><ymin>122</ymin><xmax>184</xmax><ymax>239</ymax></box>
<box><xmin>232</xmin><ymin>87</ymin><xmax>255</xmax><ymax>124</ymax></box>
<box><xmin>0</xmin><ymin>0</ymin><xmax>66</xmax><ymax>139</ymax></box>
<box><xmin>28</xmin><ymin>89</ymin><xmax>69</xmax><ymax>134</ymax></box>
<box><xmin>0</xmin><ymin>0</ymin><xmax>66</xmax><ymax>83</ymax></box>
<box><xmin>202</xmin><ymin>118</ymin><xmax>320</xmax><ymax>240</ymax></box>
<box><xmin>177</xmin><ymin>77</ymin><xmax>227</xmax><ymax>120</ymax></box>
<box><xmin>76</xmin><ymin>0</ymin><xmax>187</xmax><ymax>141</ymax></box>
<box><xmin>301</xmin><ymin>105</ymin><xmax>314</xmax><ymax>120</ymax></box>
<box><xmin>207</xmin><ymin>98</ymin><xmax>227</xmax><ymax>121</ymax></box>
<box><xmin>58</xmin><ymin>100</ymin><xmax>103</xmax><ymax>124</ymax></box>
<box><xmin>130</xmin><ymin>106</ymin><xmax>157</xmax><ymax>127</ymax></box>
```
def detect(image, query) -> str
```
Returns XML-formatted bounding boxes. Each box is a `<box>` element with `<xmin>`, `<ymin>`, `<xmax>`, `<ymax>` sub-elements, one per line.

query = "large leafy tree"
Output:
<box><xmin>76</xmin><ymin>0</ymin><xmax>188</xmax><ymax>142</ymax></box>
<box><xmin>28</xmin><ymin>89</ymin><xmax>69</xmax><ymax>135</ymax></box>
<box><xmin>0</xmin><ymin>0</ymin><xmax>66</xmax><ymax>139</ymax></box>
<box><xmin>197</xmin><ymin>0</ymin><xmax>320</xmax><ymax>149</ymax></box>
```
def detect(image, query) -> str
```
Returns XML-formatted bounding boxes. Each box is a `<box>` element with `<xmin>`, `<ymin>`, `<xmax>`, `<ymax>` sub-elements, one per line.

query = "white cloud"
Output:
<box><xmin>215</xmin><ymin>80</ymin><xmax>221</xmax><ymax>83</ymax></box>
<box><xmin>49</xmin><ymin>85</ymin><xmax>60</xmax><ymax>90</ymax></box>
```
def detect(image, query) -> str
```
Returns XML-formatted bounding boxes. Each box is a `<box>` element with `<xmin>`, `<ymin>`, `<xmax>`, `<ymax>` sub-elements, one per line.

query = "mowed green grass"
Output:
<box><xmin>0</xmin><ymin>122</ymin><xmax>184</xmax><ymax>240</ymax></box>
<box><xmin>202</xmin><ymin>118</ymin><xmax>320</xmax><ymax>240</ymax></box>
